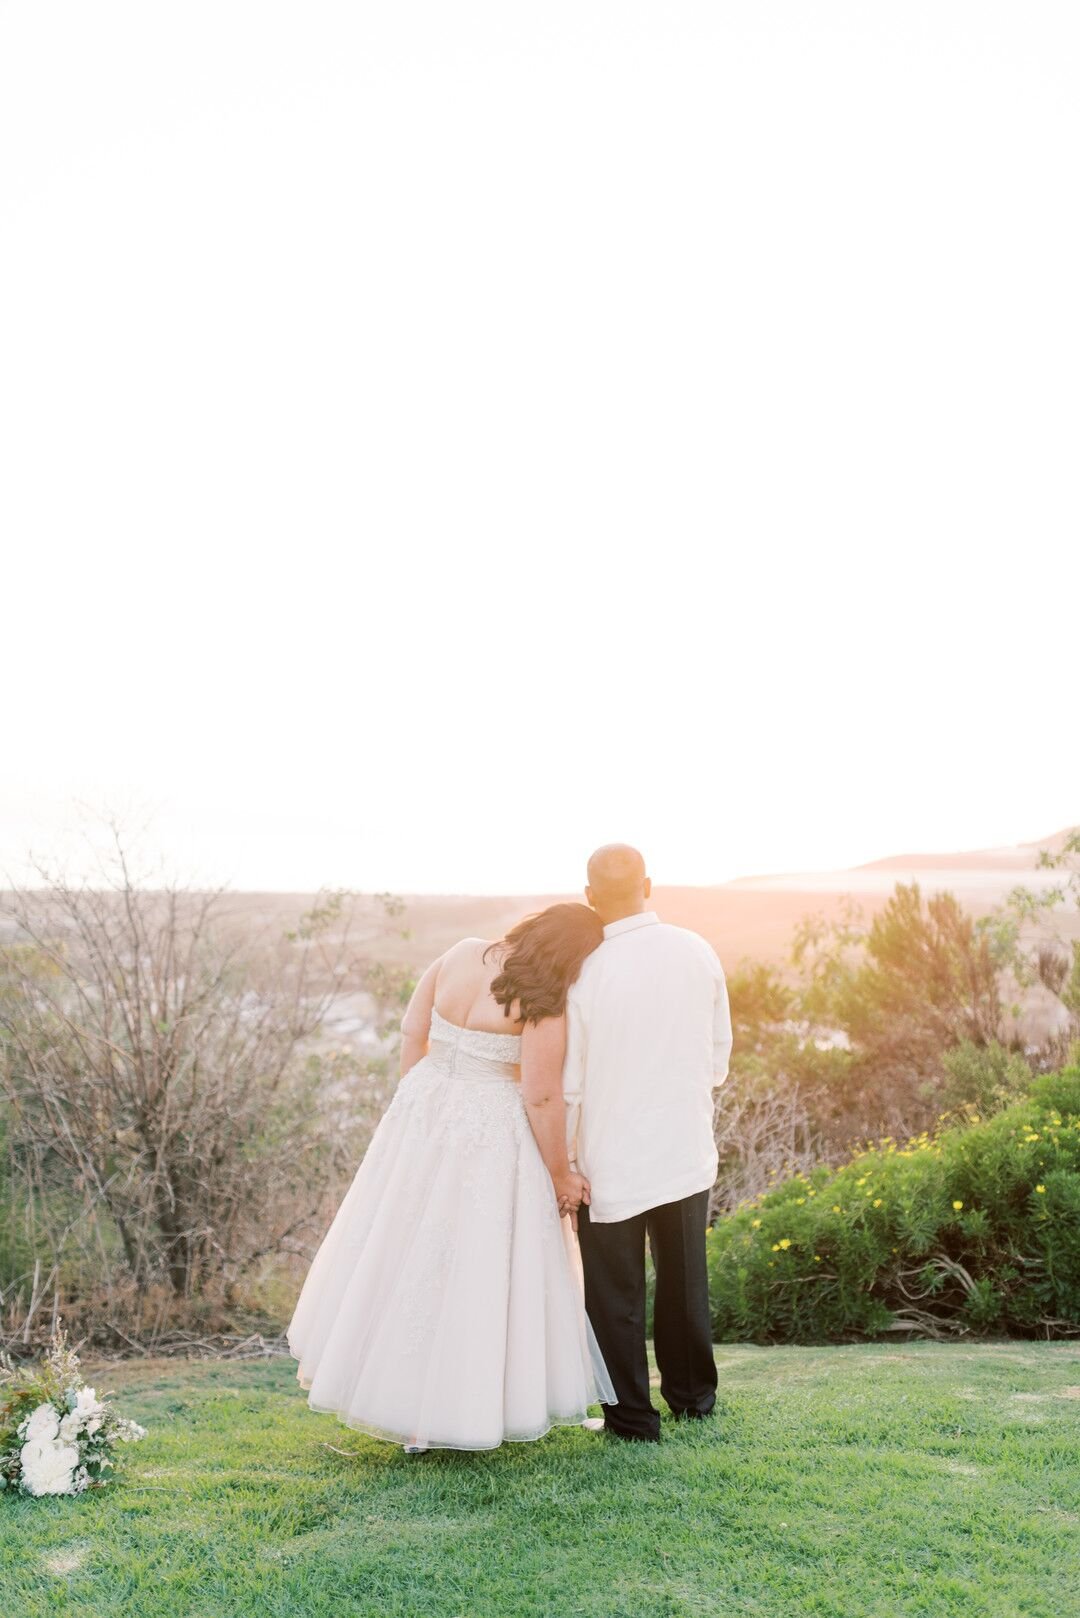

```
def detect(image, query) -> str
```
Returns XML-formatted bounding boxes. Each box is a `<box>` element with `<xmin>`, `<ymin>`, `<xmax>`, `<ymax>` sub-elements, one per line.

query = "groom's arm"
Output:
<box><xmin>713</xmin><ymin>964</ymin><xmax>733</xmax><ymax>1087</ymax></box>
<box><xmin>562</xmin><ymin>993</ymin><xmax>586</xmax><ymax>1165</ymax></box>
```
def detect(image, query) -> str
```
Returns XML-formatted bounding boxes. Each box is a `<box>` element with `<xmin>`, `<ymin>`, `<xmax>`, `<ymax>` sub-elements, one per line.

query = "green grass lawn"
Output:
<box><xmin>3</xmin><ymin>1343</ymin><xmax>1079</xmax><ymax>1618</ymax></box>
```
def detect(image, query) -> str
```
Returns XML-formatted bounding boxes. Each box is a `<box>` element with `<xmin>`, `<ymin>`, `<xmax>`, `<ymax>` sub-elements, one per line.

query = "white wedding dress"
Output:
<box><xmin>288</xmin><ymin>1009</ymin><xmax>614</xmax><ymax>1449</ymax></box>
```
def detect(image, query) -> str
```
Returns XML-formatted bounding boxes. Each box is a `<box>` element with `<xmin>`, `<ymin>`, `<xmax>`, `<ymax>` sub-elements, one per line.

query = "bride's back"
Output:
<box><xmin>432</xmin><ymin>939</ymin><xmax>521</xmax><ymax>1035</ymax></box>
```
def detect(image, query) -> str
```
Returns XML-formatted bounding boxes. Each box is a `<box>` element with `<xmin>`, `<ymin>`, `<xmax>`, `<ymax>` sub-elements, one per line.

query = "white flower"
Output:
<box><xmin>85</xmin><ymin>1417</ymin><xmax>103</xmax><ymax>1437</ymax></box>
<box><xmin>19</xmin><ymin>1436</ymin><xmax>80</xmax><ymax>1497</ymax></box>
<box><xmin>74</xmin><ymin>1386</ymin><xmax>103</xmax><ymax>1420</ymax></box>
<box><xmin>116</xmin><ymin>1418</ymin><xmax>147</xmax><ymax>1443</ymax></box>
<box><xmin>23</xmin><ymin>1403</ymin><xmax>61</xmax><ymax>1443</ymax></box>
<box><xmin>58</xmin><ymin>1411</ymin><xmax>82</xmax><ymax>1442</ymax></box>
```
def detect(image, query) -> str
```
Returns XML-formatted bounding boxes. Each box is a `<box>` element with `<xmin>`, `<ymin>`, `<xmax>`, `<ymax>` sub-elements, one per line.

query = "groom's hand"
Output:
<box><xmin>554</xmin><ymin>1170</ymin><xmax>591</xmax><ymax>1225</ymax></box>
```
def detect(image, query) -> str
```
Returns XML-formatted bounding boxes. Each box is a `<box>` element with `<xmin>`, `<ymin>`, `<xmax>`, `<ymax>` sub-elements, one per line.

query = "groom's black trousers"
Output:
<box><xmin>577</xmin><ymin>1189</ymin><xmax>716</xmax><ymax>1441</ymax></box>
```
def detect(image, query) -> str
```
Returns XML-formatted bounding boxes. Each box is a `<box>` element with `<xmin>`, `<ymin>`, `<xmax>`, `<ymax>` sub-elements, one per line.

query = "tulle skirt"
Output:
<box><xmin>287</xmin><ymin>1055</ymin><xmax>613</xmax><ymax>1450</ymax></box>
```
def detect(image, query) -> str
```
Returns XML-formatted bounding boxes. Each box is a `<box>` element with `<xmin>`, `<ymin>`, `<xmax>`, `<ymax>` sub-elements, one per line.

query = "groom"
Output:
<box><xmin>565</xmin><ymin>845</ymin><xmax>732</xmax><ymax>1441</ymax></box>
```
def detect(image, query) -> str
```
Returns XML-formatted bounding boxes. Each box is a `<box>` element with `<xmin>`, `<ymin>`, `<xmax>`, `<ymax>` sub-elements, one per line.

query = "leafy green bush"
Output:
<box><xmin>789</xmin><ymin>884</ymin><xmax>1010</xmax><ymax>1144</ymax></box>
<box><xmin>940</xmin><ymin>1039</ymin><xmax>1032</xmax><ymax>1115</ymax></box>
<box><xmin>707</xmin><ymin>1068</ymin><xmax>1080</xmax><ymax>1342</ymax></box>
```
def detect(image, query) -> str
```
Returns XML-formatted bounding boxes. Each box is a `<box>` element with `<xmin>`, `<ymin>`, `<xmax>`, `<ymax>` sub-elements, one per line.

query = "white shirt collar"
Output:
<box><xmin>602</xmin><ymin>911</ymin><xmax>660</xmax><ymax>941</ymax></box>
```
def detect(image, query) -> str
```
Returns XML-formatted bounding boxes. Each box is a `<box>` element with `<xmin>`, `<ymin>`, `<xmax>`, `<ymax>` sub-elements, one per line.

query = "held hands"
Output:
<box><xmin>553</xmin><ymin>1170</ymin><xmax>591</xmax><ymax>1232</ymax></box>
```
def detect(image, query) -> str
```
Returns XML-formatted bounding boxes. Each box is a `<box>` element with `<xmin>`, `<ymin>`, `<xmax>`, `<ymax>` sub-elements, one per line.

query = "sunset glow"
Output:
<box><xmin>3</xmin><ymin>3</ymin><xmax>1077</xmax><ymax>892</ymax></box>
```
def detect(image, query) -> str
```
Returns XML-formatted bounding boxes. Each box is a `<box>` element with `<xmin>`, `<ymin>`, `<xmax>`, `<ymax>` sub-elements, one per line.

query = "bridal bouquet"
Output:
<box><xmin>0</xmin><ymin>1330</ymin><xmax>146</xmax><ymax>1497</ymax></box>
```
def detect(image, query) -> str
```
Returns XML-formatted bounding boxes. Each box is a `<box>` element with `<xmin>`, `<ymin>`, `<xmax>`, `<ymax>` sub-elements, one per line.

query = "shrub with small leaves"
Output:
<box><xmin>707</xmin><ymin>1068</ymin><xmax>1080</xmax><ymax>1342</ymax></box>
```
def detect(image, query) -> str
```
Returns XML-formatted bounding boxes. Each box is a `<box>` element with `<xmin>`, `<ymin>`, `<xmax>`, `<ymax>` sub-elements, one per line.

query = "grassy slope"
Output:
<box><xmin>3</xmin><ymin>1344</ymin><xmax>1079</xmax><ymax>1618</ymax></box>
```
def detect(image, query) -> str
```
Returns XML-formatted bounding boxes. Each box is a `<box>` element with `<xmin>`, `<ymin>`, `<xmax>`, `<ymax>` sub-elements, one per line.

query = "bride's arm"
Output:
<box><xmin>522</xmin><ymin>1015</ymin><xmax>590</xmax><ymax>1224</ymax></box>
<box><xmin>398</xmin><ymin>955</ymin><xmax>444</xmax><ymax>1077</ymax></box>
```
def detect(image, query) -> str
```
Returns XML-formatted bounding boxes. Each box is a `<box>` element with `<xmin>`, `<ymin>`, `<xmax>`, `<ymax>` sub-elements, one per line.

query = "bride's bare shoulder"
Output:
<box><xmin>443</xmin><ymin>936</ymin><xmax>495</xmax><ymax>958</ymax></box>
<box><xmin>434</xmin><ymin>938</ymin><xmax>498</xmax><ymax>983</ymax></box>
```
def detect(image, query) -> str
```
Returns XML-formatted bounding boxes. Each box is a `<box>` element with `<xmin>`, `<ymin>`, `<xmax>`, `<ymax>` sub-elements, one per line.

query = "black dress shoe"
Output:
<box><xmin>605</xmin><ymin>1423</ymin><xmax>661</xmax><ymax>1442</ymax></box>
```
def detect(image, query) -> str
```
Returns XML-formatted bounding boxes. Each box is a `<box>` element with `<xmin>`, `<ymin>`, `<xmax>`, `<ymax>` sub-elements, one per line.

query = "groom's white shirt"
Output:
<box><xmin>563</xmin><ymin>911</ymin><xmax>733</xmax><ymax>1224</ymax></box>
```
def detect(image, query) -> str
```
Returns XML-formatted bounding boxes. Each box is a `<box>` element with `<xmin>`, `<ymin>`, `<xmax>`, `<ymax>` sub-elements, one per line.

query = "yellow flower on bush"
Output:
<box><xmin>873</xmin><ymin>1198</ymin><xmax>883</xmax><ymax>1208</ymax></box>
<box><xmin>1035</xmin><ymin>1184</ymin><xmax>1046</xmax><ymax>1194</ymax></box>
<box><xmin>832</xmin><ymin>1205</ymin><xmax>842</xmax><ymax>1214</ymax></box>
<box><xmin>751</xmin><ymin>1218</ymin><xmax>762</xmax><ymax>1228</ymax></box>
<box><xmin>952</xmin><ymin>1200</ymin><xmax>964</xmax><ymax>1211</ymax></box>
<box><xmin>795</xmin><ymin>1197</ymin><xmax>805</xmax><ymax>1205</ymax></box>
<box><xmin>778</xmin><ymin>1238</ymin><xmax>792</xmax><ymax>1249</ymax></box>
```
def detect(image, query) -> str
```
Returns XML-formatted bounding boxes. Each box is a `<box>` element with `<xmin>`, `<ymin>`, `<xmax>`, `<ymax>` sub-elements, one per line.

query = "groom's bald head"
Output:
<box><xmin>586</xmin><ymin>844</ymin><xmax>651</xmax><ymax>924</ymax></box>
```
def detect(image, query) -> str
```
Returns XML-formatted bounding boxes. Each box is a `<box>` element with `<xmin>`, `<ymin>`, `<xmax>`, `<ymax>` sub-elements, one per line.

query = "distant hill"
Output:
<box><xmin>854</xmin><ymin>826</ymin><xmax>1077</xmax><ymax>873</ymax></box>
<box><xmin>707</xmin><ymin>827</ymin><xmax>1075</xmax><ymax>965</ymax></box>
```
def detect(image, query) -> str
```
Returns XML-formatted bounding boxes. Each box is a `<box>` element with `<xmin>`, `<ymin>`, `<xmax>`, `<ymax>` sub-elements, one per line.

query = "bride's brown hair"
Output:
<box><xmin>486</xmin><ymin>903</ymin><xmax>603</xmax><ymax>1025</ymax></box>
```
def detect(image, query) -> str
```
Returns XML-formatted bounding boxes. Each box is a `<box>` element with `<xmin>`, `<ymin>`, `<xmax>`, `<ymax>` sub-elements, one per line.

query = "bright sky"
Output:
<box><xmin>3</xmin><ymin>3</ymin><xmax>1077</xmax><ymax>894</ymax></box>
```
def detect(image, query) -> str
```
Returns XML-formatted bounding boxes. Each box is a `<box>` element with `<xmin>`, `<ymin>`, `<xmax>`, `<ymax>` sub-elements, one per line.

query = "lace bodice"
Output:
<box><xmin>428</xmin><ymin>1008</ymin><xmax>522</xmax><ymax>1080</ymax></box>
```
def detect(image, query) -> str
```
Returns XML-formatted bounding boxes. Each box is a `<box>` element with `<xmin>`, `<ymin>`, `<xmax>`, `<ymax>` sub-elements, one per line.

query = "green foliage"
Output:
<box><xmin>726</xmin><ymin>961</ymin><xmax>794</xmax><ymax>1037</ymax></box>
<box><xmin>724</xmin><ymin>962</ymin><xmax>851</xmax><ymax>1105</ymax></box>
<box><xmin>791</xmin><ymin>883</ymin><xmax>1006</xmax><ymax>1141</ymax></box>
<box><xmin>940</xmin><ymin>1039</ymin><xmax>1033</xmax><ymax>1114</ymax></box>
<box><xmin>707</xmin><ymin>1068</ymin><xmax>1080</xmax><ymax>1342</ymax></box>
<box><xmin>714</xmin><ymin>882</ymin><xmax>1034</xmax><ymax>1212</ymax></box>
<box><xmin>0</xmin><ymin>1331</ymin><xmax>82</xmax><ymax>1434</ymax></box>
<box><xmin>284</xmin><ymin>889</ymin><xmax>350</xmax><ymax>942</ymax></box>
<box><xmin>719</xmin><ymin>841</ymin><xmax>1080</xmax><ymax>1217</ymax></box>
<box><xmin>851</xmin><ymin>883</ymin><xmax>1003</xmax><ymax>1048</ymax></box>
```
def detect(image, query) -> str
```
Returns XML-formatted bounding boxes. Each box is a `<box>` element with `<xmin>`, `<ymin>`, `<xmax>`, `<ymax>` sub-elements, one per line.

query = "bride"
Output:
<box><xmin>287</xmin><ymin>903</ymin><xmax>614</xmax><ymax>1450</ymax></box>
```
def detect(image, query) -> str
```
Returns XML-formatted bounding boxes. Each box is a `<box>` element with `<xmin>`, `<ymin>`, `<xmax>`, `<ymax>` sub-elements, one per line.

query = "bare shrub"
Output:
<box><xmin>0</xmin><ymin>842</ymin><xmax>373</xmax><ymax>1349</ymax></box>
<box><xmin>710</xmin><ymin>1078</ymin><xmax>820</xmax><ymax>1219</ymax></box>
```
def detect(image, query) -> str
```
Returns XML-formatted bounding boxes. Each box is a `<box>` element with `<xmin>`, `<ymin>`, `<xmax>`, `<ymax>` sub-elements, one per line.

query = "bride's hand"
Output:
<box><xmin>554</xmin><ymin>1170</ymin><xmax>591</xmax><ymax>1226</ymax></box>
